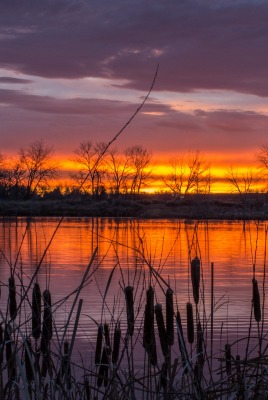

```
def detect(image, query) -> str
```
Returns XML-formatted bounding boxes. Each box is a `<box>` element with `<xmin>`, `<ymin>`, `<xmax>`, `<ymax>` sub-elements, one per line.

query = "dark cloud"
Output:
<box><xmin>0</xmin><ymin>0</ymin><xmax>268</xmax><ymax>96</ymax></box>
<box><xmin>0</xmin><ymin>77</ymin><xmax>32</xmax><ymax>84</ymax></box>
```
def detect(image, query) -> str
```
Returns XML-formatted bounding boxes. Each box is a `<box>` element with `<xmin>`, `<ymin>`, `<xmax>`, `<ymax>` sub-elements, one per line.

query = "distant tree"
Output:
<box><xmin>106</xmin><ymin>148</ymin><xmax>131</xmax><ymax>196</ymax></box>
<box><xmin>163</xmin><ymin>151</ymin><xmax>212</xmax><ymax>195</ymax></box>
<box><xmin>257</xmin><ymin>144</ymin><xmax>268</xmax><ymax>170</ymax></box>
<box><xmin>124</xmin><ymin>145</ymin><xmax>153</xmax><ymax>195</ymax></box>
<box><xmin>226</xmin><ymin>167</ymin><xmax>261</xmax><ymax>194</ymax></box>
<box><xmin>19</xmin><ymin>140</ymin><xmax>58</xmax><ymax>198</ymax></box>
<box><xmin>72</xmin><ymin>141</ymin><xmax>108</xmax><ymax>197</ymax></box>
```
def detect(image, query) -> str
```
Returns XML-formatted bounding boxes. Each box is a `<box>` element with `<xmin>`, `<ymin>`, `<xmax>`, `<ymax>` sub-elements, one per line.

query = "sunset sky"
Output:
<box><xmin>0</xmin><ymin>0</ymin><xmax>268</xmax><ymax>191</ymax></box>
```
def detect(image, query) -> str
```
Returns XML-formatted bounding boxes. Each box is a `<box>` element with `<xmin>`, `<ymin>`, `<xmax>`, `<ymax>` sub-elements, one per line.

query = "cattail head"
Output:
<box><xmin>125</xmin><ymin>286</ymin><xmax>134</xmax><ymax>336</ymax></box>
<box><xmin>112</xmin><ymin>322</ymin><xmax>121</xmax><ymax>365</ymax></box>
<box><xmin>225</xmin><ymin>343</ymin><xmax>232</xmax><ymax>375</ymax></box>
<box><xmin>191</xmin><ymin>257</ymin><xmax>200</xmax><ymax>305</ymax></box>
<box><xmin>104</xmin><ymin>323</ymin><xmax>111</xmax><ymax>350</ymax></box>
<box><xmin>0</xmin><ymin>324</ymin><xmax>3</xmax><ymax>365</ymax></box>
<box><xmin>155</xmin><ymin>303</ymin><xmax>168</xmax><ymax>358</ymax></box>
<box><xmin>95</xmin><ymin>324</ymin><xmax>103</xmax><ymax>365</ymax></box>
<box><xmin>41</xmin><ymin>289</ymin><xmax>53</xmax><ymax>354</ymax></box>
<box><xmin>25</xmin><ymin>338</ymin><xmax>33</xmax><ymax>382</ymax></box>
<box><xmin>32</xmin><ymin>282</ymin><xmax>41</xmax><ymax>339</ymax></box>
<box><xmin>252</xmin><ymin>278</ymin><xmax>261</xmax><ymax>323</ymax></box>
<box><xmin>9</xmin><ymin>276</ymin><xmax>17</xmax><ymax>320</ymax></box>
<box><xmin>166</xmin><ymin>288</ymin><xmax>174</xmax><ymax>346</ymax></box>
<box><xmin>186</xmin><ymin>302</ymin><xmax>194</xmax><ymax>344</ymax></box>
<box><xmin>143</xmin><ymin>286</ymin><xmax>157</xmax><ymax>365</ymax></box>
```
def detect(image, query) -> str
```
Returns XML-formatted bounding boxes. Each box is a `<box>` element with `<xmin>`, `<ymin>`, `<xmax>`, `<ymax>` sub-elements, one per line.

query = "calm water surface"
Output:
<box><xmin>0</xmin><ymin>217</ymin><xmax>267</xmax><ymax>366</ymax></box>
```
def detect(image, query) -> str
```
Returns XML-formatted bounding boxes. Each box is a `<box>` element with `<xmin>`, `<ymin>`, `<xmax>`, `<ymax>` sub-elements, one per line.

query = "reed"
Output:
<box><xmin>191</xmin><ymin>256</ymin><xmax>200</xmax><ymax>305</ymax></box>
<box><xmin>186</xmin><ymin>302</ymin><xmax>194</xmax><ymax>344</ymax></box>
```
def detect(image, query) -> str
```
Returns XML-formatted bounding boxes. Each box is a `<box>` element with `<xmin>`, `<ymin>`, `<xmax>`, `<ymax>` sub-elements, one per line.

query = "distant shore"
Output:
<box><xmin>0</xmin><ymin>193</ymin><xmax>268</xmax><ymax>220</ymax></box>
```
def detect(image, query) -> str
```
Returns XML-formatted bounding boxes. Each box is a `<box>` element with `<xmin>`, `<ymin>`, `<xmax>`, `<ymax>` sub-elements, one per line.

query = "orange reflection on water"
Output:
<box><xmin>0</xmin><ymin>218</ymin><xmax>267</xmax><ymax>363</ymax></box>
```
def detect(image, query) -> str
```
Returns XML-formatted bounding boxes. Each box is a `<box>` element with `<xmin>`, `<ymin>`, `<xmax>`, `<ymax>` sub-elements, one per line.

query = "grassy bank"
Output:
<box><xmin>0</xmin><ymin>193</ymin><xmax>268</xmax><ymax>219</ymax></box>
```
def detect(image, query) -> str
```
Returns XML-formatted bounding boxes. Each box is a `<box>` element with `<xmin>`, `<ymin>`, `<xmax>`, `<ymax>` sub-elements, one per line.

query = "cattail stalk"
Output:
<box><xmin>252</xmin><ymin>278</ymin><xmax>261</xmax><ymax>323</ymax></box>
<box><xmin>155</xmin><ymin>303</ymin><xmax>168</xmax><ymax>358</ymax></box>
<box><xmin>166</xmin><ymin>288</ymin><xmax>174</xmax><ymax>346</ymax></box>
<box><xmin>32</xmin><ymin>282</ymin><xmax>41</xmax><ymax>339</ymax></box>
<box><xmin>9</xmin><ymin>277</ymin><xmax>17</xmax><ymax>320</ymax></box>
<box><xmin>125</xmin><ymin>286</ymin><xmax>134</xmax><ymax>336</ymax></box>
<box><xmin>186</xmin><ymin>302</ymin><xmax>194</xmax><ymax>344</ymax></box>
<box><xmin>191</xmin><ymin>257</ymin><xmax>200</xmax><ymax>305</ymax></box>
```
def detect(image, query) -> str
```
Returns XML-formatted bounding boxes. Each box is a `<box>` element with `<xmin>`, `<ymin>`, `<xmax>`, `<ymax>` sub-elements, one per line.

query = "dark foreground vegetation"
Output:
<box><xmin>1</xmin><ymin>246</ymin><xmax>267</xmax><ymax>399</ymax></box>
<box><xmin>0</xmin><ymin>193</ymin><xmax>268</xmax><ymax>220</ymax></box>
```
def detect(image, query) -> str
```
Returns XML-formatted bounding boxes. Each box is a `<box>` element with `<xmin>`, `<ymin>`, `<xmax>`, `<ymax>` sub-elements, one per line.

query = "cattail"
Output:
<box><xmin>112</xmin><ymin>323</ymin><xmax>121</xmax><ymax>365</ymax></box>
<box><xmin>225</xmin><ymin>343</ymin><xmax>232</xmax><ymax>375</ymax></box>
<box><xmin>104</xmin><ymin>323</ymin><xmax>111</xmax><ymax>349</ymax></box>
<box><xmin>9</xmin><ymin>276</ymin><xmax>17</xmax><ymax>320</ymax></box>
<box><xmin>252</xmin><ymin>278</ymin><xmax>261</xmax><ymax>323</ymax></box>
<box><xmin>236</xmin><ymin>354</ymin><xmax>241</xmax><ymax>383</ymax></box>
<box><xmin>25</xmin><ymin>338</ymin><xmax>33</xmax><ymax>382</ymax></box>
<box><xmin>186</xmin><ymin>302</ymin><xmax>194</xmax><ymax>344</ymax></box>
<box><xmin>143</xmin><ymin>286</ymin><xmax>157</xmax><ymax>365</ymax></box>
<box><xmin>41</xmin><ymin>289</ymin><xmax>53</xmax><ymax>354</ymax></box>
<box><xmin>191</xmin><ymin>257</ymin><xmax>200</xmax><ymax>305</ymax></box>
<box><xmin>6</xmin><ymin>333</ymin><xmax>16</xmax><ymax>381</ymax></box>
<box><xmin>155</xmin><ymin>303</ymin><xmax>168</xmax><ymax>358</ymax></box>
<box><xmin>0</xmin><ymin>324</ymin><xmax>3</xmax><ymax>365</ymax></box>
<box><xmin>166</xmin><ymin>288</ymin><xmax>174</xmax><ymax>346</ymax></box>
<box><xmin>97</xmin><ymin>346</ymin><xmax>109</xmax><ymax>388</ymax></box>
<box><xmin>125</xmin><ymin>286</ymin><xmax>134</xmax><ymax>336</ymax></box>
<box><xmin>32</xmin><ymin>282</ymin><xmax>41</xmax><ymax>339</ymax></box>
<box><xmin>95</xmin><ymin>324</ymin><xmax>103</xmax><ymax>365</ymax></box>
<box><xmin>197</xmin><ymin>322</ymin><xmax>204</xmax><ymax>365</ymax></box>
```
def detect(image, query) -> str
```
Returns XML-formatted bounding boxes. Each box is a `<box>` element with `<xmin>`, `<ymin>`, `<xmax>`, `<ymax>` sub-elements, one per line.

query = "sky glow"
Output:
<box><xmin>0</xmin><ymin>0</ymin><xmax>267</xmax><ymax>192</ymax></box>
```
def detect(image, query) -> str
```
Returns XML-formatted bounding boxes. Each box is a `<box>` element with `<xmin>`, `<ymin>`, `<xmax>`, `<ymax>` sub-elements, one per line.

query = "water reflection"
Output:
<box><xmin>0</xmin><ymin>217</ymin><xmax>267</xmax><ymax>365</ymax></box>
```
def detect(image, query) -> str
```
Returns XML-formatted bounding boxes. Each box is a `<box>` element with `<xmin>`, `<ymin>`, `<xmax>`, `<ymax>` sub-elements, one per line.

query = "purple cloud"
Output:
<box><xmin>0</xmin><ymin>0</ymin><xmax>268</xmax><ymax>96</ymax></box>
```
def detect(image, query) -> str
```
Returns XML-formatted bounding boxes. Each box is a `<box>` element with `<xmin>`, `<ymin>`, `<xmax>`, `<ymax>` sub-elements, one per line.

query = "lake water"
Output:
<box><xmin>0</xmin><ymin>217</ymin><xmax>267</xmax><ymax>376</ymax></box>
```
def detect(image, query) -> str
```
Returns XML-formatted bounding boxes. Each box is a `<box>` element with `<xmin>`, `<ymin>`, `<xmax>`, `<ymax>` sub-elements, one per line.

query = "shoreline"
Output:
<box><xmin>0</xmin><ymin>193</ymin><xmax>268</xmax><ymax>220</ymax></box>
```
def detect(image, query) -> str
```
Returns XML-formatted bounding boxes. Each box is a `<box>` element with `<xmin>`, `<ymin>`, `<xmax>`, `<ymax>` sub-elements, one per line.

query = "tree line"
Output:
<box><xmin>0</xmin><ymin>140</ymin><xmax>267</xmax><ymax>200</ymax></box>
